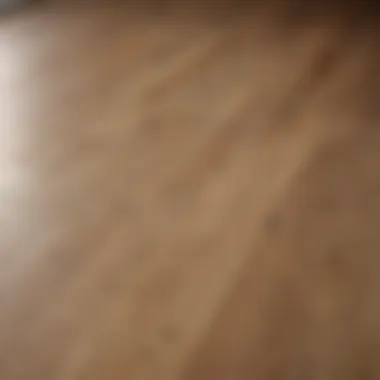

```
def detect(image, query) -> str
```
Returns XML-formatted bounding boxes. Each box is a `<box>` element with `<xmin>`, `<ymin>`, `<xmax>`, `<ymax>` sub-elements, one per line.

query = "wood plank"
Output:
<box><xmin>0</xmin><ymin>1</ymin><xmax>380</xmax><ymax>379</ymax></box>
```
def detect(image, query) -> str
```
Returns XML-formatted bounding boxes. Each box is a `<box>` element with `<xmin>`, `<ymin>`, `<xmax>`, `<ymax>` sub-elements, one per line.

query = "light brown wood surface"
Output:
<box><xmin>1</xmin><ymin>1</ymin><xmax>380</xmax><ymax>379</ymax></box>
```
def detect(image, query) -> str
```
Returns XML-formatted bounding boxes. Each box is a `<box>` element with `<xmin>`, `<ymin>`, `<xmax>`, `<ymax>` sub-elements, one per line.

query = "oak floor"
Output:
<box><xmin>1</xmin><ymin>1</ymin><xmax>380</xmax><ymax>379</ymax></box>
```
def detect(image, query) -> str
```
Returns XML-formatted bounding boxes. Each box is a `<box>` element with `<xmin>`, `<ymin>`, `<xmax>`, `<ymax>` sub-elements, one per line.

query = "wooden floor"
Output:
<box><xmin>1</xmin><ymin>1</ymin><xmax>380</xmax><ymax>379</ymax></box>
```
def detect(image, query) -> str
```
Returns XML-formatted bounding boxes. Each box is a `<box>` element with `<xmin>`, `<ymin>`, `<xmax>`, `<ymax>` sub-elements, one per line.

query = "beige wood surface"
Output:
<box><xmin>1</xmin><ymin>1</ymin><xmax>380</xmax><ymax>379</ymax></box>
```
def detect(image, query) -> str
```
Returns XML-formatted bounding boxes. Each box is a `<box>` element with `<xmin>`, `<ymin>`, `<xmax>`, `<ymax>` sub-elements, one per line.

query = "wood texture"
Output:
<box><xmin>0</xmin><ymin>1</ymin><xmax>380</xmax><ymax>379</ymax></box>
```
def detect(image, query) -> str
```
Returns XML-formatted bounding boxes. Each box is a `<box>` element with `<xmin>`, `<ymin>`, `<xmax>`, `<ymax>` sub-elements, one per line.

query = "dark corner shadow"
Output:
<box><xmin>3</xmin><ymin>0</ymin><xmax>380</xmax><ymax>30</ymax></box>
<box><xmin>97</xmin><ymin>0</ymin><xmax>380</xmax><ymax>30</ymax></box>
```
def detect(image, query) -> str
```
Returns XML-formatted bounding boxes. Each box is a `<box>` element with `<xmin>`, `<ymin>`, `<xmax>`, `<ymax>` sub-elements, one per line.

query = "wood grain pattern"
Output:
<box><xmin>0</xmin><ymin>1</ymin><xmax>380</xmax><ymax>379</ymax></box>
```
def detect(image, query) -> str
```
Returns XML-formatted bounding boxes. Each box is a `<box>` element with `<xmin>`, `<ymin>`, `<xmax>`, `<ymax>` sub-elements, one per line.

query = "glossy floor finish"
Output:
<box><xmin>1</xmin><ymin>1</ymin><xmax>380</xmax><ymax>379</ymax></box>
